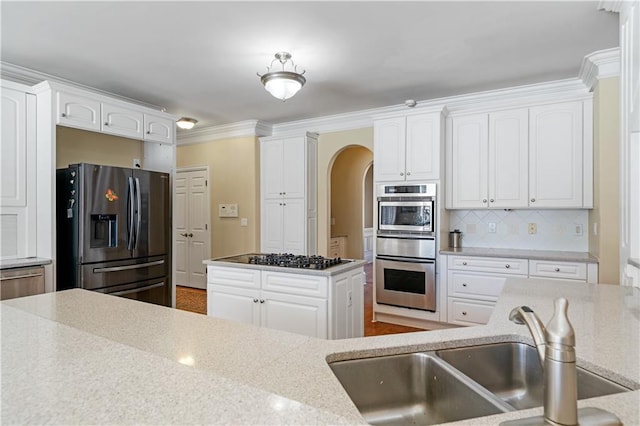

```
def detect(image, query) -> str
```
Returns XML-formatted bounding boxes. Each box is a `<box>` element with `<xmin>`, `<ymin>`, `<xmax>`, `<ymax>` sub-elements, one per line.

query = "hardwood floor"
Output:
<box><xmin>175</xmin><ymin>263</ymin><xmax>424</xmax><ymax>336</ymax></box>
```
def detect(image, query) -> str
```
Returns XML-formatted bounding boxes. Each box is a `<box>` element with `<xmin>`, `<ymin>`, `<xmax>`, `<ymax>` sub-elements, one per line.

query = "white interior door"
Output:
<box><xmin>174</xmin><ymin>168</ymin><xmax>210</xmax><ymax>289</ymax></box>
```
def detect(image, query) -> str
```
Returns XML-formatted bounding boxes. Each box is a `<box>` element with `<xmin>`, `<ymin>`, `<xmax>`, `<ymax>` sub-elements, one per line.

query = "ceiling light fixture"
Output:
<box><xmin>176</xmin><ymin>117</ymin><xmax>198</xmax><ymax>130</ymax></box>
<box><xmin>258</xmin><ymin>52</ymin><xmax>306</xmax><ymax>101</ymax></box>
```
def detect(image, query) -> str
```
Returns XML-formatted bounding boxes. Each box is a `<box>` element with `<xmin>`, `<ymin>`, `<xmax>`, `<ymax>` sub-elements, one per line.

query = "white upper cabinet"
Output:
<box><xmin>262</xmin><ymin>136</ymin><xmax>306</xmax><ymax>199</ymax></box>
<box><xmin>529</xmin><ymin>101</ymin><xmax>584</xmax><ymax>208</ymax></box>
<box><xmin>102</xmin><ymin>102</ymin><xmax>144</xmax><ymax>139</ymax></box>
<box><xmin>450</xmin><ymin>113</ymin><xmax>488</xmax><ymax>208</ymax></box>
<box><xmin>489</xmin><ymin>108</ymin><xmax>529</xmax><ymax>208</ymax></box>
<box><xmin>374</xmin><ymin>112</ymin><xmax>443</xmax><ymax>182</ymax></box>
<box><xmin>447</xmin><ymin>100</ymin><xmax>591</xmax><ymax>209</ymax></box>
<box><xmin>144</xmin><ymin>113</ymin><xmax>174</xmax><ymax>144</ymax></box>
<box><xmin>57</xmin><ymin>90</ymin><xmax>101</xmax><ymax>131</ymax></box>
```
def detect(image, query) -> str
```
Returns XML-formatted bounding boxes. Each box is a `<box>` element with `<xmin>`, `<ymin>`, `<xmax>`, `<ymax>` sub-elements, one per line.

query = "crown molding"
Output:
<box><xmin>579</xmin><ymin>47</ymin><xmax>621</xmax><ymax>90</ymax></box>
<box><xmin>177</xmin><ymin>120</ymin><xmax>272</xmax><ymax>145</ymax></box>
<box><xmin>597</xmin><ymin>0</ymin><xmax>624</xmax><ymax>12</ymax></box>
<box><xmin>1</xmin><ymin>61</ymin><xmax>167</xmax><ymax>111</ymax></box>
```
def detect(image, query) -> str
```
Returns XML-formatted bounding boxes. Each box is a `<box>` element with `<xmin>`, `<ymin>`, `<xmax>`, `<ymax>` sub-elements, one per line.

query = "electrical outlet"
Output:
<box><xmin>593</xmin><ymin>222</ymin><xmax>598</xmax><ymax>236</ymax></box>
<box><xmin>240</xmin><ymin>218</ymin><xmax>248</xmax><ymax>227</ymax></box>
<box><xmin>132</xmin><ymin>158</ymin><xmax>141</xmax><ymax>169</ymax></box>
<box><xmin>528</xmin><ymin>223</ymin><xmax>537</xmax><ymax>235</ymax></box>
<box><xmin>575</xmin><ymin>224</ymin><xmax>583</xmax><ymax>236</ymax></box>
<box><xmin>488</xmin><ymin>222</ymin><xmax>497</xmax><ymax>233</ymax></box>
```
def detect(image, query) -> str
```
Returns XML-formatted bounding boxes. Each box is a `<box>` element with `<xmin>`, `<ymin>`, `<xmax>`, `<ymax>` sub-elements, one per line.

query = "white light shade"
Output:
<box><xmin>176</xmin><ymin>117</ymin><xmax>198</xmax><ymax>130</ymax></box>
<box><xmin>264</xmin><ymin>77</ymin><xmax>303</xmax><ymax>101</ymax></box>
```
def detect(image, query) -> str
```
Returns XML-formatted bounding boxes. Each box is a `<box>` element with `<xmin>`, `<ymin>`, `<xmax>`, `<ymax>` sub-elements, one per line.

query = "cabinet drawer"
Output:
<box><xmin>448</xmin><ymin>271</ymin><xmax>506</xmax><ymax>301</ymax></box>
<box><xmin>529</xmin><ymin>260</ymin><xmax>587</xmax><ymax>281</ymax></box>
<box><xmin>448</xmin><ymin>298</ymin><xmax>495</xmax><ymax>326</ymax></box>
<box><xmin>206</xmin><ymin>266</ymin><xmax>261</xmax><ymax>289</ymax></box>
<box><xmin>448</xmin><ymin>256</ymin><xmax>528</xmax><ymax>275</ymax></box>
<box><xmin>262</xmin><ymin>271</ymin><xmax>328</xmax><ymax>298</ymax></box>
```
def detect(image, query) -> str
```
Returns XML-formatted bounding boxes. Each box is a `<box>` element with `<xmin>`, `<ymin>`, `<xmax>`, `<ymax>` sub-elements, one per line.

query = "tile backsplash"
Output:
<box><xmin>448</xmin><ymin>210</ymin><xmax>589</xmax><ymax>251</ymax></box>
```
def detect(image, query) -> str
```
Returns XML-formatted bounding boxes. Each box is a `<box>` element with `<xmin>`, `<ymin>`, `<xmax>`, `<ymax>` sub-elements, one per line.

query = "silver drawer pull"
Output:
<box><xmin>462</xmin><ymin>261</ymin><xmax>467</xmax><ymax>266</ymax></box>
<box><xmin>505</xmin><ymin>264</ymin><xmax>511</xmax><ymax>269</ymax></box>
<box><xmin>94</xmin><ymin>259</ymin><xmax>164</xmax><ymax>273</ymax></box>
<box><xmin>462</xmin><ymin>283</ymin><xmax>468</xmax><ymax>287</ymax></box>
<box><xmin>0</xmin><ymin>272</ymin><xmax>44</xmax><ymax>281</ymax></box>
<box><xmin>260</xmin><ymin>299</ymin><xmax>265</xmax><ymax>304</ymax></box>
<box><xmin>253</xmin><ymin>298</ymin><xmax>259</xmax><ymax>303</ymax></box>
<box><xmin>555</xmin><ymin>268</ymin><xmax>560</xmax><ymax>272</ymax></box>
<box><xmin>462</xmin><ymin>311</ymin><xmax>468</xmax><ymax>316</ymax></box>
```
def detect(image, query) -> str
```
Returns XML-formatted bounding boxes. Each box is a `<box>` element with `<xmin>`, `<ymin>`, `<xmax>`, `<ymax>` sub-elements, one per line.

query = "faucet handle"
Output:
<box><xmin>545</xmin><ymin>298</ymin><xmax>575</xmax><ymax>347</ymax></box>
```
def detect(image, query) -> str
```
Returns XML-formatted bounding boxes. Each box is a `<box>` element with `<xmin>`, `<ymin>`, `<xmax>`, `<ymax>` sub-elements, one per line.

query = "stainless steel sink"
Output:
<box><xmin>329</xmin><ymin>352</ymin><xmax>511</xmax><ymax>425</ymax></box>
<box><xmin>436</xmin><ymin>342</ymin><xmax>630</xmax><ymax>410</ymax></box>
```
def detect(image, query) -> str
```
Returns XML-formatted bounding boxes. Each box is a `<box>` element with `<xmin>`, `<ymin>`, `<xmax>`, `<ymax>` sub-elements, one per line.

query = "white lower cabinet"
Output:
<box><xmin>206</xmin><ymin>265</ymin><xmax>363</xmax><ymax>339</ymax></box>
<box><xmin>444</xmin><ymin>255</ymin><xmax>598</xmax><ymax>326</ymax></box>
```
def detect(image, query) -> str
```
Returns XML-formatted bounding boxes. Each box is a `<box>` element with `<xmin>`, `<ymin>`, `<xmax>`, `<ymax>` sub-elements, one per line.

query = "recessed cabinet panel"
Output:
<box><xmin>374</xmin><ymin>117</ymin><xmax>406</xmax><ymax>182</ymax></box>
<box><xmin>406</xmin><ymin>113</ymin><xmax>441</xmax><ymax>181</ymax></box>
<box><xmin>144</xmin><ymin>113</ymin><xmax>174</xmax><ymax>143</ymax></box>
<box><xmin>282</xmin><ymin>198</ymin><xmax>306</xmax><ymax>254</ymax></box>
<box><xmin>451</xmin><ymin>114</ymin><xmax>488</xmax><ymax>208</ymax></box>
<box><xmin>489</xmin><ymin>109</ymin><xmax>529</xmax><ymax>208</ymax></box>
<box><xmin>282</xmin><ymin>137</ymin><xmax>305</xmax><ymax>198</ymax></box>
<box><xmin>529</xmin><ymin>102</ymin><xmax>583</xmax><ymax>208</ymax></box>
<box><xmin>57</xmin><ymin>91</ymin><xmax>101</xmax><ymax>131</ymax></box>
<box><xmin>1</xmin><ymin>87</ymin><xmax>26</xmax><ymax>206</ymax></box>
<box><xmin>262</xmin><ymin>199</ymin><xmax>285</xmax><ymax>253</ymax></box>
<box><xmin>262</xmin><ymin>141</ymin><xmax>285</xmax><ymax>199</ymax></box>
<box><xmin>102</xmin><ymin>103</ymin><xmax>144</xmax><ymax>139</ymax></box>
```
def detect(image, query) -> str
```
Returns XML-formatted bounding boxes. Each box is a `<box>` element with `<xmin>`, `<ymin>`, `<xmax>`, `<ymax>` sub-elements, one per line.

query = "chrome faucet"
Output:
<box><xmin>503</xmin><ymin>298</ymin><xmax>622</xmax><ymax>426</ymax></box>
<box><xmin>510</xmin><ymin>298</ymin><xmax>578</xmax><ymax>425</ymax></box>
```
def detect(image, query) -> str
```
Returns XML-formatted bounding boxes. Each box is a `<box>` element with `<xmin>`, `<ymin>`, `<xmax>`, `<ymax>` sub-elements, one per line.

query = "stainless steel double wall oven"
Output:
<box><xmin>376</xmin><ymin>183</ymin><xmax>437</xmax><ymax>311</ymax></box>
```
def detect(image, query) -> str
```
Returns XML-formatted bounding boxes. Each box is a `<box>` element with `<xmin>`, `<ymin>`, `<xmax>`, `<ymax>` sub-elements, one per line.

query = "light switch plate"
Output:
<box><xmin>218</xmin><ymin>203</ymin><xmax>238</xmax><ymax>217</ymax></box>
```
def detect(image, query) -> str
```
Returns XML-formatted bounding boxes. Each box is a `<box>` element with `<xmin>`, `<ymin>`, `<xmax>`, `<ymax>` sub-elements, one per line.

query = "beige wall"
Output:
<box><xmin>177</xmin><ymin>136</ymin><xmax>260</xmax><ymax>258</ymax></box>
<box><xmin>56</xmin><ymin>126</ymin><xmax>143</xmax><ymax>169</ymax></box>
<box><xmin>589</xmin><ymin>77</ymin><xmax>620</xmax><ymax>284</ymax></box>
<box><xmin>318</xmin><ymin>127</ymin><xmax>374</xmax><ymax>256</ymax></box>
<box><xmin>330</xmin><ymin>147</ymin><xmax>373</xmax><ymax>259</ymax></box>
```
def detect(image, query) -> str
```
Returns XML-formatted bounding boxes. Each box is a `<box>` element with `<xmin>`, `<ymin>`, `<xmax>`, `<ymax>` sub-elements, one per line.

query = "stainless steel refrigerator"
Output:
<box><xmin>56</xmin><ymin>163</ymin><xmax>171</xmax><ymax>306</ymax></box>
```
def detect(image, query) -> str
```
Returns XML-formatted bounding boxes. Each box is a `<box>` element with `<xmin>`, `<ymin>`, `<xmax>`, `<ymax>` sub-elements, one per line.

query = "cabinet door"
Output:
<box><xmin>261</xmin><ymin>140</ymin><xmax>284</xmax><ymax>199</ymax></box>
<box><xmin>451</xmin><ymin>114</ymin><xmax>489</xmax><ymax>208</ymax></box>
<box><xmin>489</xmin><ymin>108</ymin><xmax>529</xmax><ymax>208</ymax></box>
<box><xmin>144</xmin><ymin>113</ymin><xmax>174</xmax><ymax>144</ymax></box>
<box><xmin>374</xmin><ymin>117</ymin><xmax>406</xmax><ymax>182</ymax></box>
<box><xmin>261</xmin><ymin>199</ymin><xmax>284</xmax><ymax>253</ymax></box>
<box><xmin>261</xmin><ymin>290</ymin><xmax>327</xmax><ymax>339</ymax></box>
<box><xmin>282</xmin><ymin>137</ymin><xmax>306</xmax><ymax>198</ymax></box>
<box><xmin>102</xmin><ymin>102</ymin><xmax>144</xmax><ymax>139</ymax></box>
<box><xmin>1</xmin><ymin>87</ymin><xmax>27</xmax><ymax>207</ymax></box>
<box><xmin>207</xmin><ymin>284</ymin><xmax>260</xmax><ymax>326</ymax></box>
<box><xmin>282</xmin><ymin>198</ymin><xmax>306</xmax><ymax>254</ymax></box>
<box><xmin>406</xmin><ymin>113</ymin><xmax>441</xmax><ymax>181</ymax></box>
<box><xmin>529</xmin><ymin>102</ymin><xmax>583</xmax><ymax>208</ymax></box>
<box><xmin>57</xmin><ymin>90</ymin><xmax>101</xmax><ymax>131</ymax></box>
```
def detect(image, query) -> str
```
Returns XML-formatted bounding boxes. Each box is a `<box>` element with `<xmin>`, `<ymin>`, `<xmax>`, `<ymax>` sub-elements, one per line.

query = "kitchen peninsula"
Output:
<box><xmin>204</xmin><ymin>254</ymin><xmax>367</xmax><ymax>339</ymax></box>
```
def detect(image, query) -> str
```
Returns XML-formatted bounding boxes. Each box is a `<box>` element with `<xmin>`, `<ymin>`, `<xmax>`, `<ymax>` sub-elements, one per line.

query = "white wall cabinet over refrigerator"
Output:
<box><xmin>260</xmin><ymin>133</ymin><xmax>317</xmax><ymax>255</ymax></box>
<box><xmin>206</xmin><ymin>265</ymin><xmax>364</xmax><ymax>339</ymax></box>
<box><xmin>0</xmin><ymin>80</ymin><xmax>37</xmax><ymax>259</ymax></box>
<box><xmin>374</xmin><ymin>111</ymin><xmax>444</xmax><ymax>182</ymax></box>
<box><xmin>447</xmin><ymin>99</ymin><xmax>592</xmax><ymax>209</ymax></box>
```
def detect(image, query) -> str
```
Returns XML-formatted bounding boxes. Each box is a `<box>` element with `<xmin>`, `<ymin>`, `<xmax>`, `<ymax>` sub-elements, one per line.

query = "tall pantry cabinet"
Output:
<box><xmin>260</xmin><ymin>133</ymin><xmax>318</xmax><ymax>255</ymax></box>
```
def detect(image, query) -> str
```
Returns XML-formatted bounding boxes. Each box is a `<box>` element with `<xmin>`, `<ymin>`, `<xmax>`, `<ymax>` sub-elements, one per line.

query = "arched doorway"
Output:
<box><xmin>329</xmin><ymin>146</ymin><xmax>373</xmax><ymax>260</ymax></box>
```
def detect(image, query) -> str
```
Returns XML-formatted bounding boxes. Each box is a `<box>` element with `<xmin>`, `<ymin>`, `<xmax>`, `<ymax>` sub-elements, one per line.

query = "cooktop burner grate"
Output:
<box><xmin>247</xmin><ymin>253</ymin><xmax>346</xmax><ymax>269</ymax></box>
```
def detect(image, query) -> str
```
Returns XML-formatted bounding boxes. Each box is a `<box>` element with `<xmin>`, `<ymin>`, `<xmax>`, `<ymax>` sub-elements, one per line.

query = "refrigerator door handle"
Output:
<box><xmin>93</xmin><ymin>259</ymin><xmax>165</xmax><ymax>273</ymax></box>
<box><xmin>127</xmin><ymin>176</ymin><xmax>135</xmax><ymax>250</ymax></box>
<box><xmin>109</xmin><ymin>281</ymin><xmax>164</xmax><ymax>296</ymax></box>
<box><xmin>135</xmin><ymin>177</ymin><xmax>141</xmax><ymax>250</ymax></box>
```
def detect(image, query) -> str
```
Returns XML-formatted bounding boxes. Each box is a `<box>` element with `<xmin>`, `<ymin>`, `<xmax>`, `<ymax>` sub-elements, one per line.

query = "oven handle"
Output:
<box><xmin>376</xmin><ymin>255</ymin><xmax>435</xmax><ymax>264</ymax></box>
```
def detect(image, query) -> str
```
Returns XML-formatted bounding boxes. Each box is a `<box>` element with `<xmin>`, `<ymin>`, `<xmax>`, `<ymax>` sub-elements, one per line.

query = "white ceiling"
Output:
<box><xmin>1</xmin><ymin>1</ymin><xmax>618</xmax><ymax>131</ymax></box>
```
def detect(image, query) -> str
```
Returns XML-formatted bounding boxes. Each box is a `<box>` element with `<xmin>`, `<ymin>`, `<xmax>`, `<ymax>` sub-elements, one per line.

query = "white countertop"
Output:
<box><xmin>0</xmin><ymin>257</ymin><xmax>52</xmax><ymax>270</ymax></box>
<box><xmin>2</xmin><ymin>279</ymin><xmax>638</xmax><ymax>425</ymax></box>
<box><xmin>439</xmin><ymin>247</ymin><xmax>598</xmax><ymax>263</ymax></box>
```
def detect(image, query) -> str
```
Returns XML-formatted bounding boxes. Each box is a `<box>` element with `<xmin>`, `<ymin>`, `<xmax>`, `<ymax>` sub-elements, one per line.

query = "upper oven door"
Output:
<box><xmin>378</xmin><ymin>200</ymin><xmax>433</xmax><ymax>233</ymax></box>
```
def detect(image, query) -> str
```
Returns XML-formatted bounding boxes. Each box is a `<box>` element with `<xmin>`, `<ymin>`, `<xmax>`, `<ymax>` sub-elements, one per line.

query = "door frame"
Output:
<box><xmin>173</xmin><ymin>166</ymin><xmax>211</xmax><ymax>296</ymax></box>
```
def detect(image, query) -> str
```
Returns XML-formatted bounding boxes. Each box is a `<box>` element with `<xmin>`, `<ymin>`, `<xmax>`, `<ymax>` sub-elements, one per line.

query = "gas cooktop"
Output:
<box><xmin>218</xmin><ymin>253</ymin><xmax>350</xmax><ymax>270</ymax></box>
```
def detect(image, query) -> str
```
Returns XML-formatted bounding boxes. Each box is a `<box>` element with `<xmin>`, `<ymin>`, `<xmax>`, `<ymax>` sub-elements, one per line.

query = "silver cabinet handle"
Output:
<box><xmin>505</xmin><ymin>264</ymin><xmax>511</xmax><ymax>269</ymax></box>
<box><xmin>462</xmin><ymin>311</ymin><xmax>468</xmax><ymax>316</ymax></box>
<box><xmin>260</xmin><ymin>299</ymin><xmax>265</xmax><ymax>304</ymax></box>
<box><xmin>483</xmin><ymin>199</ymin><xmax>488</xmax><ymax>203</ymax></box>
<box><xmin>531</xmin><ymin>198</ymin><xmax>536</xmax><ymax>203</ymax></box>
<box><xmin>253</xmin><ymin>298</ymin><xmax>259</xmax><ymax>303</ymax></box>
<box><xmin>400</xmin><ymin>172</ymin><xmax>404</xmax><ymax>176</ymax></box>
<box><xmin>555</xmin><ymin>268</ymin><xmax>560</xmax><ymax>272</ymax></box>
<box><xmin>104</xmin><ymin>122</ymin><xmax>109</xmax><ymax>126</ymax></box>
<box><xmin>406</xmin><ymin>171</ymin><xmax>411</xmax><ymax>176</ymax></box>
<box><xmin>462</xmin><ymin>261</ymin><xmax>467</xmax><ymax>266</ymax></box>
<box><xmin>146</xmin><ymin>130</ymin><xmax>151</xmax><ymax>134</ymax></box>
<box><xmin>61</xmin><ymin>112</ymin><xmax>67</xmax><ymax>117</ymax></box>
<box><xmin>462</xmin><ymin>283</ymin><xmax>467</xmax><ymax>287</ymax></box>
<box><xmin>490</xmin><ymin>199</ymin><xmax>495</xmax><ymax>203</ymax></box>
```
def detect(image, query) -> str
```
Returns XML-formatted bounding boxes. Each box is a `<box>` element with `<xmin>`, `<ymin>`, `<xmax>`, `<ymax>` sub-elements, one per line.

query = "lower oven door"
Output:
<box><xmin>376</xmin><ymin>256</ymin><xmax>436</xmax><ymax>311</ymax></box>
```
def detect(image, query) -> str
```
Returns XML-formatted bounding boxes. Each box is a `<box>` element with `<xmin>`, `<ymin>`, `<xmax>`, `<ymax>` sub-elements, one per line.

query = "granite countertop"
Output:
<box><xmin>2</xmin><ymin>280</ymin><xmax>638</xmax><ymax>424</ymax></box>
<box><xmin>204</xmin><ymin>255</ymin><xmax>367</xmax><ymax>276</ymax></box>
<box><xmin>439</xmin><ymin>247</ymin><xmax>599</xmax><ymax>263</ymax></box>
<box><xmin>0</xmin><ymin>257</ymin><xmax>52</xmax><ymax>270</ymax></box>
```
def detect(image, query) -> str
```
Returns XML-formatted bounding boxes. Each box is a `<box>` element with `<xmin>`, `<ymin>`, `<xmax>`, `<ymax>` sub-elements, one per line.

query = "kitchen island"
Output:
<box><xmin>1</xmin><ymin>279</ymin><xmax>638</xmax><ymax>425</ymax></box>
<box><xmin>204</xmin><ymin>254</ymin><xmax>367</xmax><ymax>339</ymax></box>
